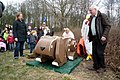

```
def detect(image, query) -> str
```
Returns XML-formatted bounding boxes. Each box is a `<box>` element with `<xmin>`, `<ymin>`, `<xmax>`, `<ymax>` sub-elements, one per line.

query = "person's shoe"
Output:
<box><xmin>20</xmin><ymin>55</ymin><xmax>24</xmax><ymax>57</ymax></box>
<box><xmin>96</xmin><ymin>68</ymin><xmax>106</xmax><ymax>73</ymax></box>
<box><xmin>87</xmin><ymin>66</ymin><xmax>99</xmax><ymax>71</ymax></box>
<box><xmin>14</xmin><ymin>57</ymin><xmax>19</xmax><ymax>59</ymax></box>
<box><xmin>101</xmin><ymin>68</ymin><xmax>106</xmax><ymax>72</ymax></box>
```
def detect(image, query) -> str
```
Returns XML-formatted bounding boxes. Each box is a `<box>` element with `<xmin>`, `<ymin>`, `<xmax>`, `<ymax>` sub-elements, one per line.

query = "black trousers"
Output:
<box><xmin>92</xmin><ymin>36</ymin><xmax>107</xmax><ymax>69</ymax></box>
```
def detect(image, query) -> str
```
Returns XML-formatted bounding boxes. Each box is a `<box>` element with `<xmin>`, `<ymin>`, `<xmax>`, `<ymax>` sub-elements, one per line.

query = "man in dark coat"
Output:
<box><xmin>88</xmin><ymin>5</ymin><xmax>111</xmax><ymax>73</ymax></box>
<box><xmin>13</xmin><ymin>12</ymin><xmax>27</xmax><ymax>59</ymax></box>
<box><xmin>0</xmin><ymin>1</ymin><xmax>5</xmax><ymax>18</ymax></box>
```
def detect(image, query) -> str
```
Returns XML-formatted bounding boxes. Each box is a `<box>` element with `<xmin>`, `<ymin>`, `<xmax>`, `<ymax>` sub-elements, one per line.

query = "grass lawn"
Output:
<box><xmin>0</xmin><ymin>27</ymin><xmax>120</xmax><ymax>80</ymax></box>
<box><xmin>0</xmin><ymin>50</ymin><xmax>119</xmax><ymax>80</ymax></box>
<box><xmin>0</xmin><ymin>50</ymin><xmax>78</xmax><ymax>80</ymax></box>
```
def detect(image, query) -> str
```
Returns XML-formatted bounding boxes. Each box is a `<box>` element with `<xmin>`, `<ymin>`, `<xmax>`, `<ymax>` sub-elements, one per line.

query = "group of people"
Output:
<box><xmin>12</xmin><ymin>12</ymin><xmax>55</xmax><ymax>59</ymax></box>
<box><xmin>0</xmin><ymin>2</ymin><xmax>111</xmax><ymax>74</ymax></box>
<box><xmin>0</xmin><ymin>12</ymin><xmax>54</xmax><ymax>55</ymax></box>
<box><xmin>0</xmin><ymin>25</ymin><xmax>14</xmax><ymax>51</ymax></box>
<box><xmin>26</xmin><ymin>23</ymin><xmax>54</xmax><ymax>54</ymax></box>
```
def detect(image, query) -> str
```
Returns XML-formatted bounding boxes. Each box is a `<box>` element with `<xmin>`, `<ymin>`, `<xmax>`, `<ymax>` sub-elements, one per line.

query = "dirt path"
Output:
<box><xmin>71</xmin><ymin>60</ymin><xmax>119</xmax><ymax>80</ymax></box>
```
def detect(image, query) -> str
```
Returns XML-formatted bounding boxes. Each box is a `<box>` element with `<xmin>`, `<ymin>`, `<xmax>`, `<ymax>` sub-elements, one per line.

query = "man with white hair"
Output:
<box><xmin>88</xmin><ymin>5</ymin><xmax>111</xmax><ymax>73</ymax></box>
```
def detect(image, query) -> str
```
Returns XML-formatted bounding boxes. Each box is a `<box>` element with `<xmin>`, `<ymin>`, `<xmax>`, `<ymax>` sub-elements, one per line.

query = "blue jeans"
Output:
<box><xmin>14</xmin><ymin>41</ymin><xmax>24</xmax><ymax>57</ymax></box>
<box><xmin>28</xmin><ymin>43</ymin><xmax>30</xmax><ymax>49</ymax></box>
<box><xmin>30</xmin><ymin>43</ymin><xmax>36</xmax><ymax>53</ymax></box>
<box><xmin>9</xmin><ymin>43</ymin><xmax>14</xmax><ymax>51</ymax></box>
<box><xmin>27</xmin><ymin>38</ymin><xmax>30</xmax><ymax>49</ymax></box>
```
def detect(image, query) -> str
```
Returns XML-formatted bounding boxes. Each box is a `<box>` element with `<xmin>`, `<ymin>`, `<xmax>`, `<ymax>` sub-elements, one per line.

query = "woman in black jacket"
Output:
<box><xmin>13</xmin><ymin>12</ymin><xmax>27</xmax><ymax>59</ymax></box>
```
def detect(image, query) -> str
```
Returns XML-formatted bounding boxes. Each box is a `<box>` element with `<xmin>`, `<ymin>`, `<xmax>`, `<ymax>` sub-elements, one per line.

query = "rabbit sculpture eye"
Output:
<box><xmin>40</xmin><ymin>46</ymin><xmax>45</xmax><ymax>51</ymax></box>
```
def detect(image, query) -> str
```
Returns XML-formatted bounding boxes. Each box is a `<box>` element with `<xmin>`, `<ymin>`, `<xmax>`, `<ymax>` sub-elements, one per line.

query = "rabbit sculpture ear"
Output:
<box><xmin>0</xmin><ymin>1</ymin><xmax>5</xmax><ymax>18</ymax></box>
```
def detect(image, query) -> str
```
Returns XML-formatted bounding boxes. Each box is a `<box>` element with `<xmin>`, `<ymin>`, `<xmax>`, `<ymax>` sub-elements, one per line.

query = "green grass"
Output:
<box><xmin>0</xmin><ymin>50</ymin><xmax>77</xmax><ymax>80</ymax></box>
<box><xmin>0</xmin><ymin>50</ymin><xmax>119</xmax><ymax>80</ymax></box>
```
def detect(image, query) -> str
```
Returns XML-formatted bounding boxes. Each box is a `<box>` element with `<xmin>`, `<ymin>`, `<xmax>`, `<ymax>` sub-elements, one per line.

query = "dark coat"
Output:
<box><xmin>88</xmin><ymin>11</ymin><xmax>111</xmax><ymax>44</ymax></box>
<box><xmin>49</xmin><ymin>28</ymin><xmax>54</xmax><ymax>36</ymax></box>
<box><xmin>29</xmin><ymin>35</ymin><xmax>37</xmax><ymax>44</ymax></box>
<box><xmin>13</xmin><ymin>19</ymin><xmax>27</xmax><ymax>42</ymax></box>
<box><xmin>37</xmin><ymin>29</ymin><xmax>44</xmax><ymax>40</ymax></box>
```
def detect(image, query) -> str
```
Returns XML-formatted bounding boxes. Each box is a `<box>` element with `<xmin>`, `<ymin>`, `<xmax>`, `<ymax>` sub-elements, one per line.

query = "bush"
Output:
<box><xmin>105</xmin><ymin>27</ymin><xmax>120</xmax><ymax>73</ymax></box>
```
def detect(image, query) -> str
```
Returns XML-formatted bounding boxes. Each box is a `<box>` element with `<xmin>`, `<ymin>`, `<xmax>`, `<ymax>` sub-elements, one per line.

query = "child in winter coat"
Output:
<box><xmin>29</xmin><ymin>30</ymin><xmax>37</xmax><ymax>53</ymax></box>
<box><xmin>7</xmin><ymin>30</ymin><xmax>14</xmax><ymax>51</ymax></box>
<box><xmin>3</xmin><ymin>30</ymin><xmax>9</xmax><ymax>50</ymax></box>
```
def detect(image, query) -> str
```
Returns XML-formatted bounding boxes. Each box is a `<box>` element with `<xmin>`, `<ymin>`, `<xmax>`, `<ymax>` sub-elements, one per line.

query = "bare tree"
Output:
<box><xmin>0</xmin><ymin>0</ymin><xmax>103</xmax><ymax>30</ymax></box>
<box><xmin>44</xmin><ymin>0</ymin><xmax>77</xmax><ymax>29</ymax></box>
<box><xmin>103</xmin><ymin>0</ymin><xmax>116</xmax><ymax>26</ymax></box>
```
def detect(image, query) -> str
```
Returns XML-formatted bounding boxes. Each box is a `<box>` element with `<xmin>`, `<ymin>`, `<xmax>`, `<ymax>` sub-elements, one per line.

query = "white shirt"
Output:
<box><xmin>91</xmin><ymin>17</ymin><xmax>96</xmax><ymax>36</ymax></box>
